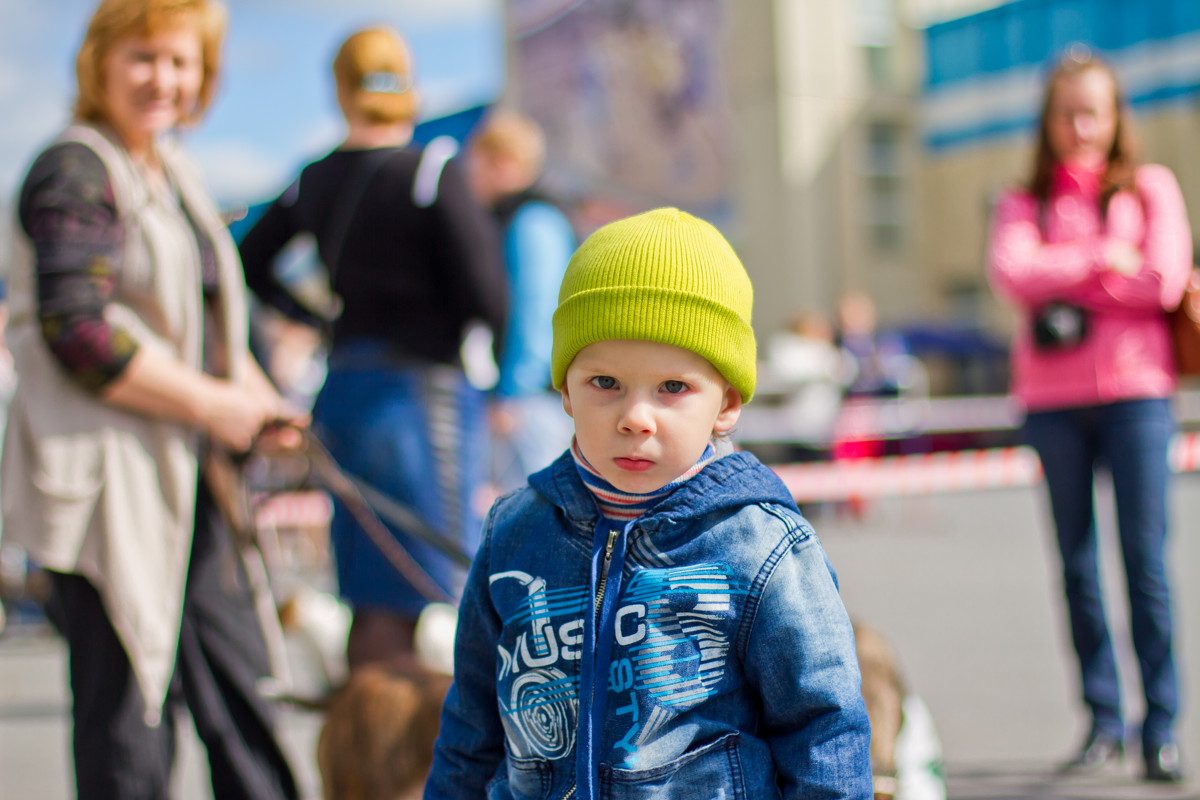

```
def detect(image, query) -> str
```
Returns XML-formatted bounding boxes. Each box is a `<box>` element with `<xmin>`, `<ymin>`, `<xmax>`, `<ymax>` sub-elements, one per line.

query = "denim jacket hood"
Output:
<box><xmin>427</xmin><ymin>450</ymin><xmax>872</xmax><ymax>800</ymax></box>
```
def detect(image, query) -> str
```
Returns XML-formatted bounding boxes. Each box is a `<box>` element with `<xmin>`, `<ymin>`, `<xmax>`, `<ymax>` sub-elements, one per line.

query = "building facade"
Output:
<box><xmin>726</xmin><ymin>0</ymin><xmax>932</xmax><ymax>340</ymax></box>
<box><xmin>505</xmin><ymin>0</ymin><xmax>1200</xmax><ymax>389</ymax></box>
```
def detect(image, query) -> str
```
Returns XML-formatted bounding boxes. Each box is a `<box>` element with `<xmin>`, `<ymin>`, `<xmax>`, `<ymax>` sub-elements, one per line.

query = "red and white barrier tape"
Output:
<box><xmin>740</xmin><ymin>389</ymin><xmax>1200</xmax><ymax>443</ymax></box>
<box><xmin>772</xmin><ymin>431</ymin><xmax>1200</xmax><ymax>502</ymax></box>
<box><xmin>247</xmin><ymin>431</ymin><xmax>1200</xmax><ymax>521</ymax></box>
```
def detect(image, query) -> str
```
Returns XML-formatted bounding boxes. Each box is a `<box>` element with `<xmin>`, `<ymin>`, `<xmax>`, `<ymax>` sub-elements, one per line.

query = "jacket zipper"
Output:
<box><xmin>571</xmin><ymin>524</ymin><xmax>619</xmax><ymax>800</ymax></box>
<box><xmin>593</xmin><ymin>525</ymin><xmax>620</xmax><ymax>618</ymax></box>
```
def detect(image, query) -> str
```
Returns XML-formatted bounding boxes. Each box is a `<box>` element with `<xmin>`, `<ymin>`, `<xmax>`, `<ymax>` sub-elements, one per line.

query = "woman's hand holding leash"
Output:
<box><xmin>252</xmin><ymin>417</ymin><xmax>310</xmax><ymax>457</ymax></box>
<box><xmin>211</xmin><ymin>356</ymin><xmax>310</xmax><ymax>458</ymax></box>
<box><xmin>201</xmin><ymin>380</ymin><xmax>282</xmax><ymax>454</ymax></box>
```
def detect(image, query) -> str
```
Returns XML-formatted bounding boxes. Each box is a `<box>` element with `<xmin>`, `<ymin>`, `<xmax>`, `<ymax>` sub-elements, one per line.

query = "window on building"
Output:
<box><xmin>865</xmin><ymin>45</ymin><xmax>894</xmax><ymax>86</ymax></box>
<box><xmin>857</xmin><ymin>0</ymin><xmax>895</xmax><ymax>86</ymax></box>
<box><xmin>864</xmin><ymin>121</ymin><xmax>905</xmax><ymax>253</ymax></box>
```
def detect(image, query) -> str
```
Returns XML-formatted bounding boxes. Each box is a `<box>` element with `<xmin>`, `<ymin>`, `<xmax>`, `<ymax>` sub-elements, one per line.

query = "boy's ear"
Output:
<box><xmin>713</xmin><ymin>384</ymin><xmax>742</xmax><ymax>434</ymax></box>
<box><xmin>561</xmin><ymin>386</ymin><xmax>574</xmax><ymax>419</ymax></box>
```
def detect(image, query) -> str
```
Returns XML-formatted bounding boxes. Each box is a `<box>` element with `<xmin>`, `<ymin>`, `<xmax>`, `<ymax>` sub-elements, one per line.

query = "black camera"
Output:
<box><xmin>1032</xmin><ymin>302</ymin><xmax>1088</xmax><ymax>349</ymax></box>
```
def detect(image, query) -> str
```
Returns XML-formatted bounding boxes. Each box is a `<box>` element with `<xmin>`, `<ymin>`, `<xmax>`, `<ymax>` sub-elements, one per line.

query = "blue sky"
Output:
<box><xmin>0</xmin><ymin>0</ymin><xmax>505</xmax><ymax>210</ymax></box>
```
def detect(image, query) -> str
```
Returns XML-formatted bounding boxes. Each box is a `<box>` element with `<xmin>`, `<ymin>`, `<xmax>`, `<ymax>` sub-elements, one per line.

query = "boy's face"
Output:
<box><xmin>561</xmin><ymin>339</ymin><xmax>742</xmax><ymax>494</ymax></box>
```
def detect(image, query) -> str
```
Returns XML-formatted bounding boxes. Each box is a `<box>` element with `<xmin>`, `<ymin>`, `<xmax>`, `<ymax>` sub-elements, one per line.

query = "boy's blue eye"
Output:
<box><xmin>592</xmin><ymin>375</ymin><xmax>617</xmax><ymax>390</ymax></box>
<box><xmin>663</xmin><ymin>380</ymin><xmax>686</xmax><ymax>394</ymax></box>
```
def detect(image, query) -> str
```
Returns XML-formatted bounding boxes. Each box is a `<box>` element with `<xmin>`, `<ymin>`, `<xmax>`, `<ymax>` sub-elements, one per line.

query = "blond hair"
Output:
<box><xmin>333</xmin><ymin>27</ymin><xmax>419</xmax><ymax>125</ymax></box>
<box><xmin>469</xmin><ymin>108</ymin><xmax>547</xmax><ymax>177</ymax></box>
<box><xmin>74</xmin><ymin>0</ymin><xmax>226</xmax><ymax>127</ymax></box>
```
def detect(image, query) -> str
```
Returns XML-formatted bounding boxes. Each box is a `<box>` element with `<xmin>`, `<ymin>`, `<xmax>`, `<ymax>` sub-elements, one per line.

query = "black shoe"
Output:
<box><xmin>1144</xmin><ymin>743</ymin><xmax>1185</xmax><ymax>783</ymax></box>
<box><xmin>1060</xmin><ymin>732</ymin><xmax>1124</xmax><ymax>773</ymax></box>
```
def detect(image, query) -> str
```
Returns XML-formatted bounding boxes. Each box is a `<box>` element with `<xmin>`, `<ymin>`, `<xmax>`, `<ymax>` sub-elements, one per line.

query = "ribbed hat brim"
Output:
<box><xmin>552</xmin><ymin>285</ymin><xmax>756</xmax><ymax>400</ymax></box>
<box><xmin>550</xmin><ymin>207</ymin><xmax>756</xmax><ymax>401</ymax></box>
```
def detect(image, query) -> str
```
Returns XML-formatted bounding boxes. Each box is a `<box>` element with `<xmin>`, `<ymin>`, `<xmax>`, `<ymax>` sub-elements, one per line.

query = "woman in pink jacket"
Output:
<box><xmin>988</xmin><ymin>48</ymin><xmax>1191</xmax><ymax>783</ymax></box>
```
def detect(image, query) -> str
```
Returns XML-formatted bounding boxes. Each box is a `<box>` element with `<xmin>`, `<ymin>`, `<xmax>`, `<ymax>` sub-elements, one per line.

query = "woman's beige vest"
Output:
<box><xmin>2</xmin><ymin>124</ymin><xmax>249</xmax><ymax>722</ymax></box>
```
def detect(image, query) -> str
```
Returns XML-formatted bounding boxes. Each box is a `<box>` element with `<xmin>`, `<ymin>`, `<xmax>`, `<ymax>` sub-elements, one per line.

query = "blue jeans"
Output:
<box><xmin>313</xmin><ymin>340</ymin><xmax>485</xmax><ymax>618</ymax></box>
<box><xmin>1024</xmin><ymin>398</ymin><xmax>1178</xmax><ymax>750</ymax></box>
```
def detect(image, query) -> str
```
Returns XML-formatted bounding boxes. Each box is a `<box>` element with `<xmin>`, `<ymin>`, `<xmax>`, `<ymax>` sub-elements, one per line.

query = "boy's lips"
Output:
<box><xmin>614</xmin><ymin>457</ymin><xmax>654</xmax><ymax>472</ymax></box>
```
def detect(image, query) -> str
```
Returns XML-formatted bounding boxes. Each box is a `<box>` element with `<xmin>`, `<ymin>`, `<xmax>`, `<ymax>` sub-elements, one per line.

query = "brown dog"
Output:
<box><xmin>316</xmin><ymin>661</ymin><xmax>453</xmax><ymax>800</ymax></box>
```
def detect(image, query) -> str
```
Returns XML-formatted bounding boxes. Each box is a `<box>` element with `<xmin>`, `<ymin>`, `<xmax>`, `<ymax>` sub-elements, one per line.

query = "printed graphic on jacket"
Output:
<box><xmin>489</xmin><ymin>562</ymin><xmax>747</xmax><ymax>769</ymax></box>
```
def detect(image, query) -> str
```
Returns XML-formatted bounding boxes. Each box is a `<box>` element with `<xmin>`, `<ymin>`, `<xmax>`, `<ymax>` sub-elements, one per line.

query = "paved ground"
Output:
<box><xmin>2</xmin><ymin>472</ymin><xmax>1199</xmax><ymax>799</ymax></box>
<box><xmin>812</xmin><ymin>472</ymin><xmax>1200</xmax><ymax>800</ymax></box>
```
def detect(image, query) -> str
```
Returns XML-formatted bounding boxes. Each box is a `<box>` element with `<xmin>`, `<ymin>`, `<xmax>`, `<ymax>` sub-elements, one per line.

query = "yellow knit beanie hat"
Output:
<box><xmin>551</xmin><ymin>207</ymin><xmax>756</xmax><ymax>401</ymax></box>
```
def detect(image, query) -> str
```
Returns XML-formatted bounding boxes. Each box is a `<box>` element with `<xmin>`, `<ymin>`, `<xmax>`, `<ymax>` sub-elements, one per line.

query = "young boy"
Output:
<box><xmin>425</xmin><ymin>208</ymin><xmax>872</xmax><ymax>799</ymax></box>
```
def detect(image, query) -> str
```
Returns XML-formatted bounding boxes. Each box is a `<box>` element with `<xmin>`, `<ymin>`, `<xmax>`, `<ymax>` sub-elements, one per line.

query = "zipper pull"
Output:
<box><xmin>593</xmin><ymin>525</ymin><xmax>621</xmax><ymax>618</ymax></box>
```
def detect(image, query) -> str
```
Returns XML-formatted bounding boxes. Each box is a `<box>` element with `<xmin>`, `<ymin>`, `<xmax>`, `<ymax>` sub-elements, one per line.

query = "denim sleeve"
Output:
<box><xmin>426</xmin><ymin>509</ymin><xmax>507</xmax><ymax>799</ymax></box>
<box><xmin>741</xmin><ymin>510</ymin><xmax>873</xmax><ymax>799</ymax></box>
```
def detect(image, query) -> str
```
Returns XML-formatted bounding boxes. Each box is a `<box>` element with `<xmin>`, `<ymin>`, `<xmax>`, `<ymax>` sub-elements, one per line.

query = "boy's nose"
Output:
<box><xmin>618</xmin><ymin>399</ymin><xmax>656</xmax><ymax>434</ymax></box>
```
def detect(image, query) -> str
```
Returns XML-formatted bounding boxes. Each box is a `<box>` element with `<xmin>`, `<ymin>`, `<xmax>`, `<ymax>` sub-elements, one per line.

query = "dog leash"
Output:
<box><xmin>266</xmin><ymin>426</ymin><xmax>466</xmax><ymax>605</ymax></box>
<box><xmin>302</xmin><ymin>430</ymin><xmax>473</xmax><ymax>569</ymax></box>
<box><xmin>217</xmin><ymin>424</ymin><xmax>468</xmax><ymax>704</ymax></box>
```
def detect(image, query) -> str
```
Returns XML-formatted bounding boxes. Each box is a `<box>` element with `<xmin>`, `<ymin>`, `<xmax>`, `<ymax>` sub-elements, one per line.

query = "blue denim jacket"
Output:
<box><xmin>426</xmin><ymin>451</ymin><xmax>872</xmax><ymax>800</ymax></box>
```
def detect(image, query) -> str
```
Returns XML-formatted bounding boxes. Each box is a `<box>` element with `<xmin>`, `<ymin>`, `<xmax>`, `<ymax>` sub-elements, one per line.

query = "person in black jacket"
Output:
<box><xmin>238</xmin><ymin>26</ymin><xmax>508</xmax><ymax>672</ymax></box>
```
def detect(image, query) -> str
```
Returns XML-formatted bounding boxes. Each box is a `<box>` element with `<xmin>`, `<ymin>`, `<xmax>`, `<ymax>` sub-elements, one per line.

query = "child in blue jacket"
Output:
<box><xmin>425</xmin><ymin>207</ymin><xmax>872</xmax><ymax>799</ymax></box>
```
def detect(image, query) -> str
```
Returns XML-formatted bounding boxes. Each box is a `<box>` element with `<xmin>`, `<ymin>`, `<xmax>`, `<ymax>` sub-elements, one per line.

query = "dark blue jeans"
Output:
<box><xmin>314</xmin><ymin>339</ymin><xmax>485</xmax><ymax>618</ymax></box>
<box><xmin>1024</xmin><ymin>398</ymin><xmax>1179</xmax><ymax>751</ymax></box>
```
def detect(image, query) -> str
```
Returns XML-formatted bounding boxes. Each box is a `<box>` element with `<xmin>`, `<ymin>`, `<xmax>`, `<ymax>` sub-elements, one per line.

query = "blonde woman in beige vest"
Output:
<box><xmin>2</xmin><ymin>1</ymin><xmax>303</xmax><ymax>796</ymax></box>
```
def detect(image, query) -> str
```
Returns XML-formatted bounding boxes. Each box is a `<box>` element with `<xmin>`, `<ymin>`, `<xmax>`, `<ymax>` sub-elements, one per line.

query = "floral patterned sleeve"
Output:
<box><xmin>17</xmin><ymin>142</ymin><xmax>139</xmax><ymax>392</ymax></box>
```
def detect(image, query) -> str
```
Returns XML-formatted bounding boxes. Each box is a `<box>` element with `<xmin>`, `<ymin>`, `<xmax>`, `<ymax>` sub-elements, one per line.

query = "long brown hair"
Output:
<box><xmin>1028</xmin><ymin>46</ymin><xmax>1138</xmax><ymax>218</ymax></box>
